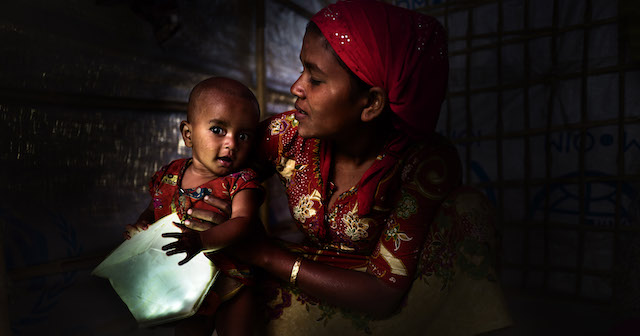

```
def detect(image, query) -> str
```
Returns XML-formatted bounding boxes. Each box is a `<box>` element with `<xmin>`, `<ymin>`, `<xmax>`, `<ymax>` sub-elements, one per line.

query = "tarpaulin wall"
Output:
<box><xmin>0</xmin><ymin>0</ymin><xmax>331</xmax><ymax>334</ymax></box>
<box><xmin>2</xmin><ymin>0</ymin><xmax>639</xmax><ymax>335</ymax></box>
<box><xmin>418</xmin><ymin>0</ymin><xmax>640</xmax><ymax>331</ymax></box>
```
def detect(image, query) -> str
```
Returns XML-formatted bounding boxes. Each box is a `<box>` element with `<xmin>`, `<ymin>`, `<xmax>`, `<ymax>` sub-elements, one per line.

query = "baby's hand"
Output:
<box><xmin>161</xmin><ymin>222</ymin><xmax>203</xmax><ymax>265</ymax></box>
<box><xmin>123</xmin><ymin>219</ymin><xmax>151</xmax><ymax>240</ymax></box>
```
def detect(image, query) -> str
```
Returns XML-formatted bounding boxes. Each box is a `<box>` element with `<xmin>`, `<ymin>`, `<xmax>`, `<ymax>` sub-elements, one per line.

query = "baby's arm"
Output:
<box><xmin>199</xmin><ymin>188</ymin><xmax>261</xmax><ymax>251</ymax></box>
<box><xmin>123</xmin><ymin>201</ymin><xmax>154</xmax><ymax>240</ymax></box>
<box><xmin>162</xmin><ymin>189</ymin><xmax>261</xmax><ymax>265</ymax></box>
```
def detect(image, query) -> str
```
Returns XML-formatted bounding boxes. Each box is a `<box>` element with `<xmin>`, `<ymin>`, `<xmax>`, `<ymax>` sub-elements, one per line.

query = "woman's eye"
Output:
<box><xmin>300</xmin><ymin>69</ymin><xmax>321</xmax><ymax>86</ymax></box>
<box><xmin>210</xmin><ymin>126</ymin><xmax>223</xmax><ymax>134</ymax></box>
<box><xmin>238</xmin><ymin>133</ymin><xmax>251</xmax><ymax>141</ymax></box>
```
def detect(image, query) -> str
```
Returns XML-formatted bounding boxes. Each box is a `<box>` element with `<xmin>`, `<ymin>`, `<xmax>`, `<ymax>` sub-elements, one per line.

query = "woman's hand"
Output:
<box><xmin>183</xmin><ymin>195</ymin><xmax>231</xmax><ymax>231</ymax></box>
<box><xmin>228</xmin><ymin>236</ymin><xmax>405</xmax><ymax>318</ymax></box>
<box><xmin>161</xmin><ymin>222</ymin><xmax>204</xmax><ymax>266</ymax></box>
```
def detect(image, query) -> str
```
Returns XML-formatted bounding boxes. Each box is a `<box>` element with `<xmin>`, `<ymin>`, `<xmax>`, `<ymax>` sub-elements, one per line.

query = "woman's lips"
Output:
<box><xmin>294</xmin><ymin>104</ymin><xmax>308</xmax><ymax>119</ymax></box>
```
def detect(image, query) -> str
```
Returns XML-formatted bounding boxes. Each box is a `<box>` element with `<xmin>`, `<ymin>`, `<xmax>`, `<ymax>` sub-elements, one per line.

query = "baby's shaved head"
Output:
<box><xmin>187</xmin><ymin>77</ymin><xmax>260</xmax><ymax>122</ymax></box>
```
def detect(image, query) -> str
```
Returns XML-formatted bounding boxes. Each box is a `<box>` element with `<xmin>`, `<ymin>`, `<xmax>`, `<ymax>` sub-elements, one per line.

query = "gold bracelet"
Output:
<box><xmin>289</xmin><ymin>257</ymin><xmax>303</xmax><ymax>285</ymax></box>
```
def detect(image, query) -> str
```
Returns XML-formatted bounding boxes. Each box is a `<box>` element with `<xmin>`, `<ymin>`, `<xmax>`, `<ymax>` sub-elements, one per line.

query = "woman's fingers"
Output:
<box><xmin>185</xmin><ymin>196</ymin><xmax>230</xmax><ymax>229</ymax></box>
<box><xmin>185</xmin><ymin>212</ymin><xmax>221</xmax><ymax>229</ymax></box>
<box><xmin>203</xmin><ymin>196</ymin><xmax>232</xmax><ymax>217</ymax></box>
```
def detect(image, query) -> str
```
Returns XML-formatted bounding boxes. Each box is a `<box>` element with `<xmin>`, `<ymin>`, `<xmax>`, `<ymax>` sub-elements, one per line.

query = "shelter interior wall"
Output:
<box><xmin>1</xmin><ymin>0</ymin><xmax>639</xmax><ymax>335</ymax></box>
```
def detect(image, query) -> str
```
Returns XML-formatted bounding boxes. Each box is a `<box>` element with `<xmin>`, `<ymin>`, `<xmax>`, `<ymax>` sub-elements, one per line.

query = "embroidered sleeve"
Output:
<box><xmin>367</xmin><ymin>140</ymin><xmax>462</xmax><ymax>289</ymax></box>
<box><xmin>255</xmin><ymin>111</ymin><xmax>300</xmax><ymax>181</ymax></box>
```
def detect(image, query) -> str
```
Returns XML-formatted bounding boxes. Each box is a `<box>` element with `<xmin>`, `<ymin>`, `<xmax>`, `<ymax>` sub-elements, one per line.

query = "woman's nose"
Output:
<box><xmin>290</xmin><ymin>75</ymin><xmax>305</xmax><ymax>99</ymax></box>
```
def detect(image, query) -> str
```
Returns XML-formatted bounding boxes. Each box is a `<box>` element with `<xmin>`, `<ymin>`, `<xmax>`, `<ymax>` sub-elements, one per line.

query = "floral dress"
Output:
<box><xmin>255</xmin><ymin>112</ymin><xmax>511</xmax><ymax>335</ymax></box>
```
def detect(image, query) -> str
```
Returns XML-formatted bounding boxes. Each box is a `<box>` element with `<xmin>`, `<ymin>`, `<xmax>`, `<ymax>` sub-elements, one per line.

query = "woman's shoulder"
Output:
<box><xmin>260</xmin><ymin>111</ymin><xmax>299</xmax><ymax>140</ymax></box>
<box><xmin>258</xmin><ymin>110</ymin><xmax>317</xmax><ymax>160</ymax></box>
<box><xmin>405</xmin><ymin>132</ymin><xmax>457</xmax><ymax>155</ymax></box>
<box><xmin>402</xmin><ymin>133</ymin><xmax>460</xmax><ymax>165</ymax></box>
<box><xmin>398</xmin><ymin>133</ymin><xmax>462</xmax><ymax>187</ymax></box>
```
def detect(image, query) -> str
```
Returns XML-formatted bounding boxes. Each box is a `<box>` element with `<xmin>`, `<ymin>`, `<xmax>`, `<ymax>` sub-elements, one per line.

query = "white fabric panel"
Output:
<box><xmin>265</xmin><ymin>0</ymin><xmax>307</xmax><ymax>96</ymax></box>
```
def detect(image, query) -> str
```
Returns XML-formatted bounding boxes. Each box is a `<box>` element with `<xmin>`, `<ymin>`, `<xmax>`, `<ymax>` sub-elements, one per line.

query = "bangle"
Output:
<box><xmin>289</xmin><ymin>257</ymin><xmax>303</xmax><ymax>285</ymax></box>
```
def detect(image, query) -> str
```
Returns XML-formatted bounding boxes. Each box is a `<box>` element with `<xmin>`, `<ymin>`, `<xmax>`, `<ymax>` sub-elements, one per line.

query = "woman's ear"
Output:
<box><xmin>361</xmin><ymin>87</ymin><xmax>387</xmax><ymax>123</ymax></box>
<box><xmin>180</xmin><ymin>120</ymin><xmax>193</xmax><ymax>148</ymax></box>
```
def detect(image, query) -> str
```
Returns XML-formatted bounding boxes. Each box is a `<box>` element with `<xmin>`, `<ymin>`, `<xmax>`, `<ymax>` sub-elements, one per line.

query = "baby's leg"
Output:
<box><xmin>214</xmin><ymin>286</ymin><xmax>257</xmax><ymax>336</ymax></box>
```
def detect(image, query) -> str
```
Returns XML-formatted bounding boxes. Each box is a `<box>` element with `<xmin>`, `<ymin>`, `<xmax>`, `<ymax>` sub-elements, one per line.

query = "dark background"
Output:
<box><xmin>2</xmin><ymin>0</ymin><xmax>640</xmax><ymax>335</ymax></box>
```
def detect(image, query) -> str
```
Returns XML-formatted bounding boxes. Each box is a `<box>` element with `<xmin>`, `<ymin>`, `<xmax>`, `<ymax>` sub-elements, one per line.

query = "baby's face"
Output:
<box><xmin>188</xmin><ymin>95</ymin><xmax>259</xmax><ymax>177</ymax></box>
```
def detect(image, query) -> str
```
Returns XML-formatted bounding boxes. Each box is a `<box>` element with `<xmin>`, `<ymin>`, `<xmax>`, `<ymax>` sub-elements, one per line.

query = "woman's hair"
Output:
<box><xmin>305</xmin><ymin>21</ymin><xmax>372</xmax><ymax>99</ymax></box>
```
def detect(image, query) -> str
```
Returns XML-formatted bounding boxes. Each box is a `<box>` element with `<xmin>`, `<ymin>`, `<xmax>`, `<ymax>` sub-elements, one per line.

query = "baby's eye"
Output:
<box><xmin>238</xmin><ymin>133</ymin><xmax>251</xmax><ymax>141</ymax></box>
<box><xmin>210</xmin><ymin>126</ymin><xmax>224</xmax><ymax>135</ymax></box>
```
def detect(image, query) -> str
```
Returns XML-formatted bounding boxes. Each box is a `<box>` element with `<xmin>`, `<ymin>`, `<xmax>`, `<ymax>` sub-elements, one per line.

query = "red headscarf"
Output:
<box><xmin>311</xmin><ymin>0</ymin><xmax>448</xmax><ymax>138</ymax></box>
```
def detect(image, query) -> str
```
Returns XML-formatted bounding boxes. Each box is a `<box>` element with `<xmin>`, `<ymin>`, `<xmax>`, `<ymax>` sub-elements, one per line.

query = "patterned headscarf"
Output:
<box><xmin>311</xmin><ymin>0</ymin><xmax>449</xmax><ymax>138</ymax></box>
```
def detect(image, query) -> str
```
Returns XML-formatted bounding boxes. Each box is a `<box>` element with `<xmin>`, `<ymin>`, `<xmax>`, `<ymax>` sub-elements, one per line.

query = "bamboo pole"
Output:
<box><xmin>255</xmin><ymin>0</ymin><xmax>270</xmax><ymax>231</ymax></box>
<box><xmin>256</xmin><ymin>0</ymin><xmax>266</xmax><ymax>120</ymax></box>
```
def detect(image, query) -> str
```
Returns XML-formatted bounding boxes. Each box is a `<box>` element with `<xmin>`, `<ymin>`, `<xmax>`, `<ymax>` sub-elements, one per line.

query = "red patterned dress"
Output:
<box><xmin>149</xmin><ymin>158</ymin><xmax>263</xmax><ymax>284</ymax></box>
<box><xmin>254</xmin><ymin>112</ymin><xmax>512</xmax><ymax>335</ymax></box>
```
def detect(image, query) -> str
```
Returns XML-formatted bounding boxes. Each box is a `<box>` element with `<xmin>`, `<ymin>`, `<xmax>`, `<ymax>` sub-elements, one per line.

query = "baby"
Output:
<box><xmin>125</xmin><ymin>76</ymin><xmax>263</xmax><ymax>336</ymax></box>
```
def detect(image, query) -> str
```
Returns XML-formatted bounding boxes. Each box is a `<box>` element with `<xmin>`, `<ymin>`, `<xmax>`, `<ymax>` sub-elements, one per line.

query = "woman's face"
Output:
<box><xmin>290</xmin><ymin>31</ymin><xmax>368</xmax><ymax>140</ymax></box>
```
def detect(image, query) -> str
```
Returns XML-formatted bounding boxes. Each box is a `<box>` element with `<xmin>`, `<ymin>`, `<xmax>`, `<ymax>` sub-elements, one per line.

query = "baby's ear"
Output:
<box><xmin>361</xmin><ymin>87</ymin><xmax>387</xmax><ymax>123</ymax></box>
<box><xmin>180</xmin><ymin>120</ymin><xmax>193</xmax><ymax>147</ymax></box>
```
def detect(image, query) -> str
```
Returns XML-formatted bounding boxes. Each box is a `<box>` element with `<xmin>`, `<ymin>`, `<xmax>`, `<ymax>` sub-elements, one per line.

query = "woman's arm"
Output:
<box><xmin>194</xmin><ymin>140</ymin><xmax>461</xmax><ymax>317</ymax></box>
<box><xmin>186</xmin><ymin>196</ymin><xmax>405</xmax><ymax>317</ymax></box>
<box><xmin>246</xmin><ymin>142</ymin><xmax>461</xmax><ymax>317</ymax></box>
<box><xmin>235</xmin><ymin>239</ymin><xmax>405</xmax><ymax>318</ymax></box>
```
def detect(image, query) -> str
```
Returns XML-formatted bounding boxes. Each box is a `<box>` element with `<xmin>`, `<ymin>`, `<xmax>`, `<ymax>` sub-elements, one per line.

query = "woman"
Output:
<box><xmin>185</xmin><ymin>1</ymin><xmax>512</xmax><ymax>334</ymax></box>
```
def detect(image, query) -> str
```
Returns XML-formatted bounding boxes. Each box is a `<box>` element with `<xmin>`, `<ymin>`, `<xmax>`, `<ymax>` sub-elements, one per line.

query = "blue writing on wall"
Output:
<box><xmin>549</xmin><ymin>131</ymin><xmax>639</xmax><ymax>153</ymax></box>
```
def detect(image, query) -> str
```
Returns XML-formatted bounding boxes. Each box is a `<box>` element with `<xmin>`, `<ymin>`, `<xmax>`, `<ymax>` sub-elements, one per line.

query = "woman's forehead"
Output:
<box><xmin>301</xmin><ymin>32</ymin><xmax>338</xmax><ymax>69</ymax></box>
<box><xmin>302</xmin><ymin>30</ymin><xmax>331</xmax><ymax>53</ymax></box>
